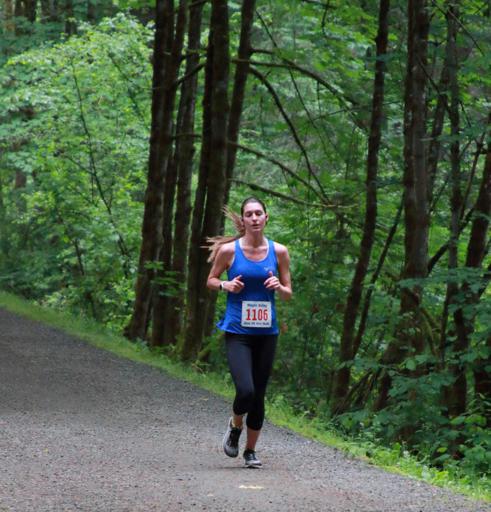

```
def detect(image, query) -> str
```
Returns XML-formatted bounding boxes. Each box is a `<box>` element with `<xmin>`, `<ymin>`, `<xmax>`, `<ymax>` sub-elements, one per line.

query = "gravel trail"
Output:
<box><xmin>0</xmin><ymin>308</ymin><xmax>489</xmax><ymax>512</ymax></box>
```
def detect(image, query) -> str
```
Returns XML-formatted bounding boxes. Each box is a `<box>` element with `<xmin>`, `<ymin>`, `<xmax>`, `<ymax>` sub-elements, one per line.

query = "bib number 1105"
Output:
<box><xmin>241</xmin><ymin>301</ymin><xmax>272</xmax><ymax>328</ymax></box>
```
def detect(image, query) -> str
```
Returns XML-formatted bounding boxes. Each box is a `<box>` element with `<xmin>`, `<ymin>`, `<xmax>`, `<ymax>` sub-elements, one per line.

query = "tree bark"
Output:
<box><xmin>181</xmin><ymin>23</ymin><xmax>214</xmax><ymax>361</ymax></box>
<box><xmin>125</xmin><ymin>0</ymin><xmax>184</xmax><ymax>341</ymax></box>
<box><xmin>204</xmin><ymin>0</ymin><xmax>257</xmax><ymax>340</ymax></box>
<box><xmin>150</xmin><ymin>139</ymin><xmax>179</xmax><ymax>347</ymax></box>
<box><xmin>14</xmin><ymin>0</ymin><xmax>23</xmax><ymax>18</ymax></box>
<box><xmin>65</xmin><ymin>0</ymin><xmax>76</xmax><ymax>35</ymax></box>
<box><xmin>87</xmin><ymin>0</ymin><xmax>96</xmax><ymax>22</ymax></box>
<box><xmin>3</xmin><ymin>0</ymin><xmax>15</xmax><ymax>33</ymax></box>
<box><xmin>40</xmin><ymin>0</ymin><xmax>50</xmax><ymax>21</ymax></box>
<box><xmin>150</xmin><ymin>0</ymin><xmax>189</xmax><ymax>347</ymax></box>
<box><xmin>439</xmin><ymin>2</ymin><xmax>464</xmax><ymax>416</ymax></box>
<box><xmin>23</xmin><ymin>0</ymin><xmax>35</xmax><ymax>21</ymax></box>
<box><xmin>40</xmin><ymin>0</ymin><xmax>59</xmax><ymax>21</ymax></box>
<box><xmin>375</xmin><ymin>0</ymin><xmax>430</xmax><ymax>412</ymax></box>
<box><xmin>163</xmin><ymin>1</ymin><xmax>204</xmax><ymax>347</ymax></box>
<box><xmin>427</xmin><ymin>49</ymin><xmax>451</xmax><ymax>205</ymax></box>
<box><xmin>330</xmin><ymin>0</ymin><xmax>390</xmax><ymax>415</ymax></box>
<box><xmin>224</xmin><ymin>0</ymin><xmax>256</xmax><ymax>202</ymax></box>
<box><xmin>181</xmin><ymin>0</ymin><xmax>230</xmax><ymax>361</ymax></box>
<box><xmin>449</xmin><ymin>112</ymin><xmax>491</xmax><ymax>419</ymax></box>
<box><xmin>474</xmin><ymin>333</ymin><xmax>491</xmax><ymax>428</ymax></box>
<box><xmin>352</xmin><ymin>199</ymin><xmax>403</xmax><ymax>357</ymax></box>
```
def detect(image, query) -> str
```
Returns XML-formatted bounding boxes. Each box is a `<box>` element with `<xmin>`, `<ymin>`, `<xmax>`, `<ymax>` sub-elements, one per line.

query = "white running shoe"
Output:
<box><xmin>243</xmin><ymin>449</ymin><xmax>262</xmax><ymax>468</ymax></box>
<box><xmin>222</xmin><ymin>417</ymin><xmax>242</xmax><ymax>458</ymax></box>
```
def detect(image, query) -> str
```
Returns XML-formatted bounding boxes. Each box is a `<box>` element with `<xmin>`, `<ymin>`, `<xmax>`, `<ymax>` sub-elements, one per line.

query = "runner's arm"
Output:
<box><xmin>276</xmin><ymin>244</ymin><xmax>292</xmax><ymax>301</ymax></box>
<box><xmin>207</xmin><ymin>244</ymin><xmax>244</xmax><ymax>293</ymax></box>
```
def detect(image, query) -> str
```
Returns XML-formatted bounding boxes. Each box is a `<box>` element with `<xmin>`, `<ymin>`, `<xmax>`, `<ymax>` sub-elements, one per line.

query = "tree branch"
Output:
<box><xmin>246</xmin><ymin>52</ymin><xmax>361</xmax><ymax>114</ymax></box>
<box><xmin>229</xmin><ymin>141</ymin><xmax>331</xmax><ymax>205</ymax></box>
<box><xmin>231</xmin><ymin>178</ymin><xmax>331</xmax><ymax>208</ymax></box>
<box><xmin>174</xmin><ymin>62</ymin><xmax>205</xmax><ymax>88</ymax></box>
<box><xmin>248</xmin><ymin>65</ymin><xmax>329</xmax><ymax>200</ymax></box>
<box><xmin>107</xmin><ymin>52</ymin><xmax>149</xmax><ymax>129</ymax></box>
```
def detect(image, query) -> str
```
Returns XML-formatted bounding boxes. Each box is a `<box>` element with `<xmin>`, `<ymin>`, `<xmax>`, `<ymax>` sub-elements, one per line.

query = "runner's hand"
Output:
<box><xmin>264</xmin><ymin>271</ymin><xmax>281</xmax><ymax>290</ymax></box>
<box><xmin>224</xmin><ymin>275</ymin><xmax>244</xmax><ymax>293</ymax></box>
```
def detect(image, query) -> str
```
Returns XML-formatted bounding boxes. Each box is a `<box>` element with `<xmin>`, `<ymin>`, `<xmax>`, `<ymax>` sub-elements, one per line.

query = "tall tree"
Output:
<box><xmin>181</xmin><ymin>25</ymin><xmax>214</xmax><ymax>360</ymax></box>
<box><xmin>162</xmin><ymin>2</ymin><xmax>205</xmax><ymax>347</ymax></box>
<box><xmin>87</xmin><ymin>0</ymin><xmax>96</xmax><ymax>22</ymax></box>
<box><xmin>152</xmin><ymin>2</ymin><xmax>204</xmax><ymax>347</ymax></box>
<box><xmin>203</xmin><ymin>0</ymin><xmax>257</xmax><ymax>341</ymax></box>
<box><xmin>40</xmin><ymin>0</ymin><xmax>59</xmax><ymax>21</ymax></box>
<box><xmin>440</xmin><ymin>0</ymin><xmax>464</xmax><ymax>418</ymax></box>
<box><xmin>150</xmin><ymin>0</ymin><xmax>190</xmax><ymax>347</ymax></box>
<box><xmin>23</xmin><ymin>0</ymin><xmax>36</xmax><ymax>21</ymax></box>
<box><xmin>181</xmin><ymin>0</ymin><xmax>230</xmax><ymax>361</ymax></box>
<box><xmin>449</xmin><ymin>111</ymin><xmax>491</xmax><ymax>419</ymax></box>
<box><xmin>330</xmin><ymin>0</ymin><xmax>390</xmax><ymax>415</ymax></box>
<box><xmin>65</xmin><ymin>0</ymin><xmax>76</xmax><ymax>35</ymax></box>
<box><xmin>125</xmin><ymin>0</ymin><xmax>187</xmax><ymax>341</ymax></box>
<box><xmin>3</xmin><ymin>0</ymin><xmax>15</xmax><ymax>33</ymax></box>
<box><xmin>375</xmin><ymin>0</ymin><xmax>430</xmax><ymax>412</ymax></box>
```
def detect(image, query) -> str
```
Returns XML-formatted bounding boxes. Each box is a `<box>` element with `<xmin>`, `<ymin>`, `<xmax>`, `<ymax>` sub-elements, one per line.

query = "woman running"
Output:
<box><xmin>206</xmin><ymin>197</ymin><xmax>292</xmax><ymax>467</ymax></box>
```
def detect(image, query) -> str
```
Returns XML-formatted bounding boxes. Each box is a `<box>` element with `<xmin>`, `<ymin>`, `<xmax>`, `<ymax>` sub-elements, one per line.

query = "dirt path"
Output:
<box><xmin>0</xmin><ymin>308</ymin><xmax>489</xmax><ymax>512</ymax></box>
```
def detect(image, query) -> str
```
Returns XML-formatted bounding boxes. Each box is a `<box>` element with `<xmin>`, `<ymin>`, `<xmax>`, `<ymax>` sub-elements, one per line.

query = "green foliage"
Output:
<box><xmin>0</xmin><ymin>14</ymin><xmax>152</xmax><ymax>327</ymax></box>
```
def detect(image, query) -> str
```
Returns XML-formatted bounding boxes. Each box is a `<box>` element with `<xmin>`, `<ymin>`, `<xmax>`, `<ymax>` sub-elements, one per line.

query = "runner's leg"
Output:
<box><xmin>225</xmin><ymin>333</ymin><xmax>255</xmax><ymax>423</ymax></box>
<box><xmin>245</xmin><ymin>334</ymin><xmax>278</xmax><ymax>450</ymax></box>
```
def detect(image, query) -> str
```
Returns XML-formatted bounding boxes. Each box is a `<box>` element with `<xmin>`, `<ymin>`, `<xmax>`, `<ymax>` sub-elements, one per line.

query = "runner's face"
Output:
<box><xmin>242</xmin><ymin>202</ymin><xmax>267</xmax><ymax>234</ymax></box>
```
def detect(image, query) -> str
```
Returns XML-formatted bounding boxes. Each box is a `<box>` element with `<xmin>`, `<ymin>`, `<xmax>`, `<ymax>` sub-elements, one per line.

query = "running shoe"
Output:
<box><xmin>243</xmin><ymin>449</ymin><xmax>262</xmax><ymax>468</ymax></box>
<box><xmin>222</xmin><ymin>417</ymin><xmax>242</xmax><ymax>458</ymax></box>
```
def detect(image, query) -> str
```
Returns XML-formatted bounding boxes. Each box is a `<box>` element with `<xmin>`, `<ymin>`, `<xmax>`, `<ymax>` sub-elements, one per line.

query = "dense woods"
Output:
<box><xmin>1</xmin><ymin>0</ymin><xmax>490</xmax><ymax>484</ymax></box>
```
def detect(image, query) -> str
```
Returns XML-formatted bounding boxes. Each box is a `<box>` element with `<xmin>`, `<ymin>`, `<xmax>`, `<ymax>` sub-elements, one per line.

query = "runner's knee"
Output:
<box><xmin>233</xmin><ymin>386</ymin><xmax>255</xmax><ymax>415</ymax></box>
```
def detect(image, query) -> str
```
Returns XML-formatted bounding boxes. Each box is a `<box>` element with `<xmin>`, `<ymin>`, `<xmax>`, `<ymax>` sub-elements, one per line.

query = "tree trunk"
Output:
<box><xmin>14</xmin><ymin>0</ymin><xmax>23</xmax><ymax>18</ymax></box>
<box><xmin>151</xmin><ymin>146</ymin><xmax>178</xmax><ymax>347</ymax></box>
<box><xmin>163</xmin><ymin>1</ymin><xmax>204</xmax><ymax>347</ymax></box>
<box><xmin>181</xmin><ymin>25</ymin><xmax>214</xmax><ymax>361</ymax></box>
<box><xmin>40</xmin><ymin>0</ymin><xmax>50</xmax><ymax>20</ymax></box>
<box><xmin>352</xmin><ymin>199</ymin><xmax>403</xmax><ymax>357</ymax></box>
<box><xmin>150</xmin><ymin>0</ymin><xmax>189</xmax><ymax>347</ymax></box>
<box><xmin>204</xmin><ymin>0</ymin><xmax>257</xmax><ymax>339</ymax></box>
<box><xmin>440</xmin><ymin>2</ymin><xmax>464</xmax><ymax>418</ymax></box>
<box><xmin>330</xmin><ymin>0</ymin><xmax>390</xmax><ymax>415</ymax></box>
<box><xmin>3</xmin><ymin>0</ymin><xmax>15</xmax><ymax>33</ymax></box>
<box><xmin>23</xmin><ymin>0</ymin><xmax>35</xmax><ymax>21</ymax></box>
<box><xmin>87</xmin><ymin>0</ymin><xmax>96</xmax><ymax>22</ymax></box>
<box><xmin>65</xmin><ymin>0</ymin><xmax>76</xmax><ymax>35</ymax></box>
<box><xmin>224</xmin><ymin>0</ymin><xmax>256</xmax><ymax>201</ymax></box>
<box><xmin>14</xmin><ymin>170</ymin><xmax>27</xmax><ymax>189</ymax></box>
<box><xmin>427</xmin><ymin>52</ymin><xmax>450</xmax><ymax>205</ymax></box>
<box><xmin>40</xmin><ymin>0</ymin><xmax>58</xmax><ymax>21</ymax></box>
<box><xmin>125</xmin><ymin>0</ymin><xmax>185</xmax><ymax>341</ymax></box>
<box><xmin>181</xmin><ymin>0</ymin><xmax>230</xmax><ymax>361</ymax></box>
<box><xmin>474</xmin><ymin>333</ymin><xmax>491</xmax><ymax>428</ymax></box>
<box><xmin>450</xmin><ymin>112</ymin><xmax>491</xmax><ymax>418</ymax></box>
<box><xmin>375</xmin><ymin>0</ymin><xmax>430</xmax><ymax>412</ymax></box>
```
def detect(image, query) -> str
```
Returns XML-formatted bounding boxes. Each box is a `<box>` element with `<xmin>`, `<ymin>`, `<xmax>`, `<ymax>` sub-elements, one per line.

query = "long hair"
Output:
<box><xmin>205</xmin><ymin>197</ymin><xmax>267</xmax><ymax>263</ymax></box>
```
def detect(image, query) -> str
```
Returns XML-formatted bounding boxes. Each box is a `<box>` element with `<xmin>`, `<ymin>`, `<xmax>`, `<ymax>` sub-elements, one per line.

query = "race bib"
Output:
<box><xmin>241</xmin><ymin>301</ymin><xmax>272</xmax><ymax>328</ymax></box>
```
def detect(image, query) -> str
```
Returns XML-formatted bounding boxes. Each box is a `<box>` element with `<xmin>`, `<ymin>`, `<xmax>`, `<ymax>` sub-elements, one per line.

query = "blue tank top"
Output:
<box><xmin>217</xmin><ymin>239</ymin><xmax>279</xmax><ymax>335</ymax></box>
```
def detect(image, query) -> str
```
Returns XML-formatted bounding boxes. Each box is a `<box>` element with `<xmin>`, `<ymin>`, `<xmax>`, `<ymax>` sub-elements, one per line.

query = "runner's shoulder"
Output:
<box><xmin>216</xmin><ymin>240</ymin><xmax>236</xmax><ymax>260</ymax></box>
<box><xmin>273</xmin><ymin>241</ymin><xmax>289</xmax><ymax>257</ymax></box>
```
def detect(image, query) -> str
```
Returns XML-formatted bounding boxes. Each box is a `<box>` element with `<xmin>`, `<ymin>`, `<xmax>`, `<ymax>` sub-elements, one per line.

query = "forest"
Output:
<box><xmin>0</xmin><ymin>0</ymin><xmax>490</xmax><ymax>489</ymax></box>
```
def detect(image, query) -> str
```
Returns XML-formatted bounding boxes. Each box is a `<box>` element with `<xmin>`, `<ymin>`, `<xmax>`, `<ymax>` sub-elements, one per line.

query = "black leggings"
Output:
<box><xmin>225</xmin><ymin>332</ymin><xmax>278</xmax><ymax>431</ymax></box>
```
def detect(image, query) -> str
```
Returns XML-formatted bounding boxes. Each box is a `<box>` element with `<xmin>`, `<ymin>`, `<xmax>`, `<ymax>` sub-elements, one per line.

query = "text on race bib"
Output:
<box><xmin>241</xmin><ymin>301</ymin><xmax>272</xmax><ymax>328</ymax></box>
